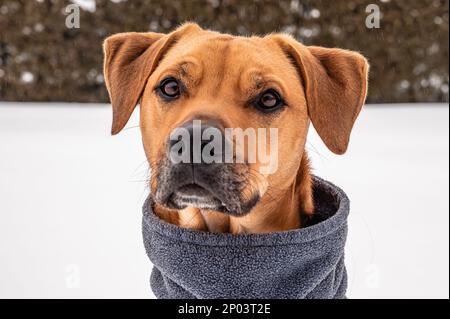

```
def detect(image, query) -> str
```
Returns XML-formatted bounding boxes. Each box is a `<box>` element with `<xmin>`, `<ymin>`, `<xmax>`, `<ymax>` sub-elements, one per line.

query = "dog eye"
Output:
<box><xmin>159</xmin><ymin>78</ymin><xmax>181</xmax><ymax>99</ymax></box>
<box><xmin>256</xmin><ymin>89</ymin><xmax>284</xmax><ymax>111</ymax></box>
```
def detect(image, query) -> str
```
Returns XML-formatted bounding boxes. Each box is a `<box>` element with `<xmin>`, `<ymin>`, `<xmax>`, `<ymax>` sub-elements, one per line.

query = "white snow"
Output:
<box><xmin>70</xmin><ymin>0</ymin><xmax>96</xmax><ymax>12</ymax></box>
<box><xmin>0</xmin><ymin>102</ymin><xmax>448</xmax><ymax>298</ymax></box>
<box><xmin>20</xmin><ymin>71</ymin><xmax>35</xmax><ymax>84</ymax></box>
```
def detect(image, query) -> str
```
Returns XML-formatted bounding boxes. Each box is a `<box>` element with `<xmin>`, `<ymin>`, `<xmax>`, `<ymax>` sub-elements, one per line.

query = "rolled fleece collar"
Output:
<box><xmin>142</xmin><ymin>176</ymin><xmax>349</xmax><ymax>299</ymax></box>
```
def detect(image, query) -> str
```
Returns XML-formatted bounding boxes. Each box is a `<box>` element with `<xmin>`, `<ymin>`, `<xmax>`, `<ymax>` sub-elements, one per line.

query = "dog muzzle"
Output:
<box><xmin>142</xmin><ymin>176</ymin><xmax>349</xmax><ymax>299</ymax></box>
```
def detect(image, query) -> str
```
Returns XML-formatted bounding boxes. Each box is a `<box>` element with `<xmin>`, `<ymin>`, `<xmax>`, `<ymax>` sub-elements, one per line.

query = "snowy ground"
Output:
<box><xmin>0</xmin><ymin>102</ymin><xmax>448</xmax><ymax>299</ymax></box>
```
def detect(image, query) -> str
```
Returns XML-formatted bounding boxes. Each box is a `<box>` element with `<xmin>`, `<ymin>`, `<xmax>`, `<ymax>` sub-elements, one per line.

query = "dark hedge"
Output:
<box><xmin>0</xmin><ymin>0</ymin><xmax>448</xmax><ymax>103</ymax></box>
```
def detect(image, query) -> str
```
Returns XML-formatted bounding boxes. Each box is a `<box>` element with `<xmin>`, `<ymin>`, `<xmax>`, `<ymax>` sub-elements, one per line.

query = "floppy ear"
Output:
<box><xmin>273</xmin><ymin>35</ymin><xmax>369</xmax><ymax>154</ymax></box>
<box><xmin>103</xmin><ymin>32</ymin><xmax>165</xmax><ymax>135</ymax></box>
<box><xmin>103</xmin><ymin>23</ymin><xmax>202</xmax><ymax>135</ymax></box>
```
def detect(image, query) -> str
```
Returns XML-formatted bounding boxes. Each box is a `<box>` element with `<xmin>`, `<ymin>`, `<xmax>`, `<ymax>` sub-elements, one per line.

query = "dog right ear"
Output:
<box><xmin>103</xmin><ymin>23</ymin><xmax>202</xmax><ymax>135</ymax></box>
<box><xmin>103</xmin><ymin>32</ymin><xmax>165</xmax><ymax>135</ymax></box>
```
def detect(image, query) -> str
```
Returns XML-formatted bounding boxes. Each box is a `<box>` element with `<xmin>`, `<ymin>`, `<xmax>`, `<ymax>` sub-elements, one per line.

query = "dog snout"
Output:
<box><xmin>154</xmin><ymin>118</ymin><xmax>251</xmax><ymax>215</ymax></box>
<box><xmin>168</xmin><ymin>119</ymin><xmax>228</xmax><ymax>165</ymax></box>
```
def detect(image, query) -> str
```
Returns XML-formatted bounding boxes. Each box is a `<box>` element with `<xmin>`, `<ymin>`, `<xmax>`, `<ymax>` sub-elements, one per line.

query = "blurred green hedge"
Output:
<box><xmin>0</xmin><ymin>0</ymin><xmax>448</xmax><ymax>103</ymax></box>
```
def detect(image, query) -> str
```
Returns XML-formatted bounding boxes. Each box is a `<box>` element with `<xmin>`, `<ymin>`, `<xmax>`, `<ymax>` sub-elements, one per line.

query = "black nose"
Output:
<box><xmin>168</xmin><ymin>120</ymin><xmax>226</xmax><ymax>164</ymax></box>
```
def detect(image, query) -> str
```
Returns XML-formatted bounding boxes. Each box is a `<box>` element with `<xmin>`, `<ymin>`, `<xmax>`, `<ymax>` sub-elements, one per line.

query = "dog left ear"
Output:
<box><xmin>272</xmin><ymin>35</ymin><xmax>369</xmax><ymax>154</ymax></box>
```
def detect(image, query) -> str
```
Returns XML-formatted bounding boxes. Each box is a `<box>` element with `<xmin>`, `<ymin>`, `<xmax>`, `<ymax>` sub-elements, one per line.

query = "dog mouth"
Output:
<box><xmin>154</xmin><ymin>159</ymin><xmax>260</xmax><ymax>216</ymax></box>
<box><xmin>167</xmin><ymin>183</ymin><xmax>228</xmax><ymax>212</ymax></box>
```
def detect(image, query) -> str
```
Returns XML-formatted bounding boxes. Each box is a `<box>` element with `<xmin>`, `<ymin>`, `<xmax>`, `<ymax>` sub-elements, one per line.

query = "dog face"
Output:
<box><xmin>104</xmin><ymin>23</ymin><xmax>368</xmax><ymax>217</ymax></box>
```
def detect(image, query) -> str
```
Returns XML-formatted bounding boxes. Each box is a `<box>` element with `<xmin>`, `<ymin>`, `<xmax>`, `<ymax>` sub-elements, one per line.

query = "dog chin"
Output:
<box><xmin>168</xmin><ymin>184</ymin><xmax>226</xmax><ymax>211</ymax></box>
<box><xmin>160</xmin><ymin>184</ymin><xmax>260</xmax><ymax>216</ymax></box>
<box><xmin>169</xmin><ymin>194</ymin><xmax>227</xmax><ymax>212</ymax></box>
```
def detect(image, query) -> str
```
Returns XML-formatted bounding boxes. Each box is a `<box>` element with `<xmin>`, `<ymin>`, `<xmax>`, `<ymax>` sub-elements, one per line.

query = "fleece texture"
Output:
<box><xmin>142</xmin><ymin>176</ymin><xmax>350</xmax><ymax>299</ymax></box>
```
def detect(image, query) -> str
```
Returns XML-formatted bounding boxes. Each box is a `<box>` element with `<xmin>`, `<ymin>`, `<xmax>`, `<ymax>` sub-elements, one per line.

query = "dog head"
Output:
<box><xmin>104</xmin><ymin>23</ymin><xmax>368</xmax><ymax>216</ymax></box>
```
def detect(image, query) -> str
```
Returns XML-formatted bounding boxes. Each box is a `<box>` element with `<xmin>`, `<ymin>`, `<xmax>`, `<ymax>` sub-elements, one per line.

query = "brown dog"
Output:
<box><xmin>103</xmin><ymin>23</ymin><xmax>368</xmax><ymax>234</ymax></box>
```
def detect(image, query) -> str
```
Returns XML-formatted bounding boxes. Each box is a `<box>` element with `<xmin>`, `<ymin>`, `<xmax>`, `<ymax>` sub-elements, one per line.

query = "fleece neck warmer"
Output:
<box><xmin>142</xmin><ymin>176</ymin><xmax>349</xmax><ymax>299</ymax></box>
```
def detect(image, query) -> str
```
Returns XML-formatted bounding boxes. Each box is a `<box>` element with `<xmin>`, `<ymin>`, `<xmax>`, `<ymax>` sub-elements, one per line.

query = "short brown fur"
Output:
<box><xmin>103</xmin><ymin>23</ymin><xmax>369</xmax><ymax>234</ymax></box>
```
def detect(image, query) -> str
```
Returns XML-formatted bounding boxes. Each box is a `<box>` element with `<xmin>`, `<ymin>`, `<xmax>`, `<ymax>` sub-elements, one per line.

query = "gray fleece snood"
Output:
<box><xmin>142</xmin><ymin>176</ymin><xmax>349</xmax><ymax>299</ymax></box>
